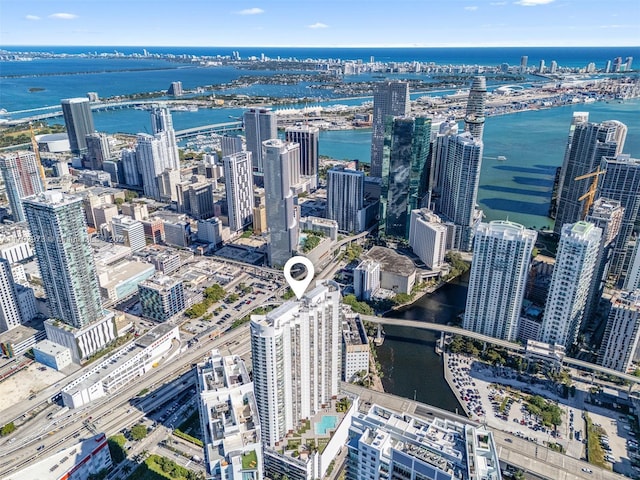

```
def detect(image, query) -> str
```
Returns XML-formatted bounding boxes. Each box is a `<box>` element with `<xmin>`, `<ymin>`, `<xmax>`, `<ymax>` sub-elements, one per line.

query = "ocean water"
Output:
<box><xmin>2</xmin><ymin>47</ymin><xmax>639</xmax><ymax>229</ymax></box>
<box><xmin>2</xmin><ymin>45</ymin><xmax>639</xmax><ymax>114</ymax></box>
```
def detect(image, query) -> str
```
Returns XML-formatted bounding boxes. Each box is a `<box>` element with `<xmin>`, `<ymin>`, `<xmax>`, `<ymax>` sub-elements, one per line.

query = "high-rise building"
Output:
<box><xmin>353</xmin><ymin>259</ymin><xmax>381</xmax><ymax>301</ymax></box>
<box><xmin>583</xmin><ymin>198</ymin><xmax>624</xmax><ymax>325</ymax></box>
<box><xmin>224</xmin><ymin>151</ymin><xmax>254</xmax><ymax>233</ymax></box>
<box><xmin>379</xmin><ymin>116</ymin><xmax>431</xmax><ymax>239</ymax></box>
<box><xmin>540</xmin><ymin>221</ymin><xmax>601</xmax><ymax>348</ymax></box>
<box><xmin>370</xmin><ymin>81</ymin><xmax>410</xmax><ymax>178</ymax></box>
<box><xmin>250</xmin><ymin>280</ymin><xmax>341</xmax><ymax>447</ymax></box>
<box><xmin>138</xmin><ymin>274</ymin><xmax>185</xmax><ymax>322</ymax></box>
<box><xmin>150</xmin><ymin>106</ymin><xmax>180</xmax><ymax>170</ymax></box>
<box><xmin>0</xmin><ymin>258</ymin><xmax>22</xmax><ymax>333</ymax></box>
<box><xmin>598</xmin><ymin>290</ymin><xmax>640</xmax><ymax>373</ymax></box>
<box><xmin>263</xmin><ymin>139</ymin><xmax>299</xmax><ymax>268</ymax></box>
<box><xmin>167</xmin><ymin>81</ymin><xmax>183</xmax><ymax>96</ymax></box>
<box><xmin>285</xmin><ymin>126</ymin><xmax>320</xmax><ymax>188</ymax></box>
<box><xmin>197</xmin><ymin>350</ymin><xmax>263</xmax><ymax>479</ymax></box>
<box><xmin>244</xmin><ymin>109</ymin><xmax>277</xmax><ymax>174</ymax></box>
<box><xmin>61</xmin><ymin>97</ymin><xmax>95</xmax><ymax>157</ymax></box>
<box><xmin>553</xmin><ymin>116</ymin><xmax>627</xmax><ymax>235</ymax></box>
<box><xmin>135</xmin><ymin>132</ymin><xmax>179</xmax><ymax>201</ymax></box>
<box><xmin>23</xmin><ymin>191</ymin><xmax>103</xmax><ymax>329</ymax></box>
<box><xmin>120</xmin><ymin>148</ymin><xmax>141</xmax><ymax>187</ymax></box>
<box><xmin>0</xmin><ymin>151</ymin><xmax>45</xmax><ymax>222</ymax></box>
<box><xmin>84</xmin><ymin>132</ymin><xmax>111</xmax><ymax>170</ymax></box>
<box><xmin>463</xmin><ymin>76</ymin><xmax>487</xmax><ymax>141</ymax></box>
<box><xmin>597</xmin><ymin>154</ymin><xmax>640</xmax><ymax>284</ymax></box>
<box><xmin>463</xmin><ymin>221</ymin><xmax>537</xmax><ymax>341</ymax></box>
<box><xmin>326</xmin><ymin>166</ymin><xmax>365</xmax><ymax>233</ymax></box>
<box><xmin>625</xmin><ymin>241</ymin><xmax>640</xmax><ymax>292</ymax></box>
<box><xmin>408</xmin><ymin>209</ymin><xmax>447</xmax><ymax>270</ymax></box>
<box><xmin>433</xmin><ymin>131</ymin><xmax>483</xmax><ymax>251</ymax></box>
<box><xmin>221</xmin><ymin>134</ymin><xmax>244</xmax><ymax>157</ymax></box>
<box><xmin>520</xmin><ymin>55</ymin><xmax>528</xmax><ymax>73</ymax></box>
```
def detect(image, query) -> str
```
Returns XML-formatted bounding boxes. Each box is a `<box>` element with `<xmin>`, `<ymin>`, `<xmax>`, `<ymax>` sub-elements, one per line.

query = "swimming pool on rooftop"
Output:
<box><xmin>315</xmin><ymin>415</ymin><xmax>338</xmax><ymax>435</ymax></box>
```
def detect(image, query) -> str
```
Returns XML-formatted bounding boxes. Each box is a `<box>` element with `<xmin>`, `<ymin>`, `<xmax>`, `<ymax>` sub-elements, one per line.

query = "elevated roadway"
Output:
<box><xmin>361</xmin><ymin>315</ymin><xmax>640</xmax><ymax>386</ymax></box>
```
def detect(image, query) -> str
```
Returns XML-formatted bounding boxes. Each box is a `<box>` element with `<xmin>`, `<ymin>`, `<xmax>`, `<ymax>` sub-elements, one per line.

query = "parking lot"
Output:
<box><xmin>446</xmin><ymin>353</ymin><xmax>640</xmax><ymax>478</ymax></box>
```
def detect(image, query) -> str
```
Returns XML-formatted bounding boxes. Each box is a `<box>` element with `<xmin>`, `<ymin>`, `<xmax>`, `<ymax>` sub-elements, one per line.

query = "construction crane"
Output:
<box><xmin>28</xmin><ymin>122</ymin><xmax>47</xmax><ymax>190</ymax></box>
<box><xmin>575</xmin><ymin>167</ymin><xmax>606</xmax><ymax>220</ymax></box>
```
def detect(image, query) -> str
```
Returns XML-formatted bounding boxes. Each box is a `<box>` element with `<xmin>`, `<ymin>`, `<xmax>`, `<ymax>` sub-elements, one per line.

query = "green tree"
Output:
<box><xmin>130</xmin><ymin>424</ymin><xmax>148</xmax><ymax>441</ymax></box>
<box><xmin>107</xmin><ymin>434</ymin><xmax>127</xmax><ymax>463</ymax></box>
<box><xmin>0</xmin><ymin>422</ymin><xmax>16</xmax><ymax>437</ymax></box>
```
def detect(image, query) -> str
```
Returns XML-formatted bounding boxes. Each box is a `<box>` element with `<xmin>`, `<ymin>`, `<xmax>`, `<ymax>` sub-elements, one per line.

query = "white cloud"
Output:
<box><xmin>49</xmin><ymin>13</ymin><xmax>78</xmax><ymax>20</ymax></box>
<box><xmin>599</xmin><ymin>24</ymin><xmax>634</xmax><ymax>29</ymax></box>
<box><xmin>514</xmin><ymin>0</ymin><xmax>554</xmax><ymax>5</ymax></box>
<box><xmin>308</xmin><ymin>22</ymin><xmax>329</xmax><ymax>29</ymax></box>
<box><xmin>464</xmin><ymin>6</ymin><xmax>479</xmax><ymax>11</ymax></box>
<box><xmin>25</xmin><ymin>15</ymin><xmax>41</xmax><ymax>21</ymax></box>
<box><xmin>235</xmin><ymin>8</ymin><xmax>264</xmax><ymax>15</ymax></box>
<box><xmin>490</xmin><ymin>1</ymin><xmax>508</xmax><ymax>4</ymax></box>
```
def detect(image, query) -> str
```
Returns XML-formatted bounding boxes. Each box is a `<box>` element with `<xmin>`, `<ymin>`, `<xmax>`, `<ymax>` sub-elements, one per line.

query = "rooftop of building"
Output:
<box><xmin>62</xmin><ymin>324</ymin><xmax>178</xmax><ymax>396</ymax></box>
<box><xmin>342</xmin><ymin>314</ymin><xmax>368</xmax><ymax>348</ymax></box>
<box><xmin>92</xmin><ymin>241</ymin><xmax>132</xmax><ymax>267</ymax></box>
<box><xmin>364</xmin><ymin>246</ymin><xmax>416</xmax><ymax>277</ymax></box>
<box><xmin>140</xmin><ymin>274</ymin><xmax>182</xmax><ymax>291</ymax></box>
<box><xmin>0</xmin><ymin>322</ymin><xmax>44</xmax><ymax>345</ymax></box>
<box><xmin>5</xmin><ymin>433</ymin><xmax>109</xmax><ymax>480</ymax></box>
<box><xmin>97</xmin><ymin>259</ymin><xmax>155</xmax><ymax>289</ymax></box>
<box><xmin>23</xmin><ymin>190</ymin><xmax>80</xmax><ymax>207</ymax></box>
<box><xmin>198</xmin><ymin>350</ymin><xmax>261</xmax><ymax>464</ymax></box>
<box><xmin>34</xmin><ymin>339</ymin><xmax>70</xmax><ymax>356</ymax></box>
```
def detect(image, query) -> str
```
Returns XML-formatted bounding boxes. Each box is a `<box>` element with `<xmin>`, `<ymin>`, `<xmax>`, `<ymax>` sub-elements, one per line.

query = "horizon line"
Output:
<box><xmin>2</xmin><ymin>44</ymin><xmax>639</xmax><ymax>49</ymax></box>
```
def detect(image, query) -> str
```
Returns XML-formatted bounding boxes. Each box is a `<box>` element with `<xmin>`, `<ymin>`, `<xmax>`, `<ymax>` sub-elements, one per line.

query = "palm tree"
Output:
<box><xmin>121</xmin><ymin>464</ymin><xmax>132</xmax><ymax>474</ymax></box>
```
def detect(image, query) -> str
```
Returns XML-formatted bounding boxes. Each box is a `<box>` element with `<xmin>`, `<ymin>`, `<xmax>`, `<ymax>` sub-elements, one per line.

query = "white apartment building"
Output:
<box><xmin>345</xmin><ymin>403</ymin><xmax>501</xmax><ymax>480</ymax></box>
<box><xmin>540</xmin><ymin>221</ymin><xmax>601</xmax><ymax>348</ymax></box>
<box><xmin>342</xmin><ymin>313</ymin><xmax>369</xmax><ymax>382</ymax></box>
<box><xmin>463</xmin><ymin>221</ymin><xmax>537</xmax><ymax>341</ymax></box>
<box><xmin>197</xmin><ymin>350</ymin><xmax>263</xmax><ymax>480</ymax></box>
<box><xmin>353</xmin><ymin>260</ymin><xmax>381</xmax><ymax>301</ymax></box>
<box><xmin>224</xmin><ymin>151</ymin><xmax>254</xmax><ymax>233</ymax></box>
<box><xmin>408</xmin><ymin>209</ymin><xmax>447</xmax><ymax>269</ymax></box>
<box><xmin>250</xmin><ymin>280</ymin><xmax>341</xmax><ymax>447</ymax></box>
<box><xmin>598</xmin><ymin>290</ymin><xmax>640</xmax><ymax>373</ymax></box>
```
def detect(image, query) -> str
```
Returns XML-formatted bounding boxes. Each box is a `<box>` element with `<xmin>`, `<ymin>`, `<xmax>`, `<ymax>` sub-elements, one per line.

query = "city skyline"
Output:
<box><xmin>1</xmin><ymin>0</ymin><xmax>639</xmax><ymax>48</ymax></box>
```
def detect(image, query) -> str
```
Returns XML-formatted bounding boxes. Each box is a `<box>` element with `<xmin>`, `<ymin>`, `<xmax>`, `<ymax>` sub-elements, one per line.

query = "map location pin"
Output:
<box><xmin>283</xmin><ymin>256</ymin><xmax>315</xmax><ymax>300</ymax></box>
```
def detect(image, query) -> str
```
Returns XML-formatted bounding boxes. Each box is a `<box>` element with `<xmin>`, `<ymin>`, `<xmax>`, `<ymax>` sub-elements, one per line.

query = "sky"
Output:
<box><xmin>0</xmin><ymin>0</ymin><xmax>638</xmax><ymax>48</ymax></box>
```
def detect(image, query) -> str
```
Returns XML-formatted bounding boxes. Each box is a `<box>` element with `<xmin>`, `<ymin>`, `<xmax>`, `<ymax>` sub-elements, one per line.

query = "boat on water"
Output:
<box><xmin>374</xmin><ymin>324</ymin><xmax>385</xmax><ymax>346</ymax></box>
<box><xmin>497</xmin><ymin>155</ymin><xmax>507</xmax><ymax>161</ymax></box>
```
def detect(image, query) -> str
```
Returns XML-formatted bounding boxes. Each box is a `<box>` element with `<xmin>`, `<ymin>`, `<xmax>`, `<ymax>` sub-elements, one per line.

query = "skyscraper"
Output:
<box><xmin>0</xmin><ymin>151</ymin><xmax>45</xmax><ymax>222</ymax></box>
<box><xmin>597</xmin><ymin>154</ymin><xmax>640</xmax><ymax>284</ymax></box>
<box><xmin>379</xmin><ymin>116</ymin><xmax>431</xmax><ymax>239</ymax></box>
<box><xmin>223</xmin><ymin>151</ymin><xmax>254</xmax><ymax>233</ymax></box>
<box><xmin>553</xmin><ymin>116</ymin><xmax>627</xmax><ymax>235</ymax></box>
<box><xmin>250</xmin><ymin>280</ymin><xmax>341</xmax><ymax>447</ymax></box>
<box><xmin>433</xmin><ymin>131</ymin><xmax>484</xmax><ymax>251</ymax></box>
<box><xmin>326</xmin><ymin>166</ymin><xmax>364</xmax><ymax>233</ymax></box>
<box><xmin>583</xmin><ymin>198</ymin><xmax>624</xmax><ymax>325</ymax></box>
<box><xmin>150</xmin><ymin>106</ymin><xmax>180</xmax><ymax>171</ymax></box>
<box><xmin>23</xmin><ymin>191</ymin><xmax>103</xmax><ymax>329</ymax></box>
<box><xmin>285</xmin><ymin>125</ymin><xmax>320</xmax><ymax>188</ymax></box>
<box><xmin>263</xmin><ymin>139</ymin><xmax>299</xmax><ymax>268</ymax></box>
<box><xmin>463</xmin><ymin>221</ymin><xmax>537</xmax><ymax>341</ymax></box>
<box><xmin>540</xmin><ymin>221</ymin><xmax>601</xmax><ymax>348</ymax></box>
<box><xmin>0</xmin><ymin>258</ymin><xmax>22</xmax><ymax>333</ymax></box>
<box><xmin>84</xmin><ymin>132</ymin><xmax>111</xmax><ymax>170</ymax></box>
<box><xmin>61</xmin><ymin>97</ymin><xmax>95</xmax><ymax>157</ymax></box>
<box><xmin>370</xmin><ymin>81</ymin><xmax>410</xmax><ymax>178</ymax></box>
<box><xmin>135</xmin><ymin>132</ymin><xmax>179</xmax><ymax>201</ymax></box>
<box><xmin>244</xmin><ymin>109</ymin><xmax>277</xmax><ymax>174</ymax></box>
<box><xmin>598</xmin><ymin>290</ymin><xmax>640</xmax><ymax>373</ymax></box>
<box><xmin>408</xmin><ymin>209</ymin><xmax>448</xmax><ymax>269</ymax></box>
<box><xmin>463</xmin><ymin>76</ymin><xmax>487</xmax><ymax>141</ymax></box>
